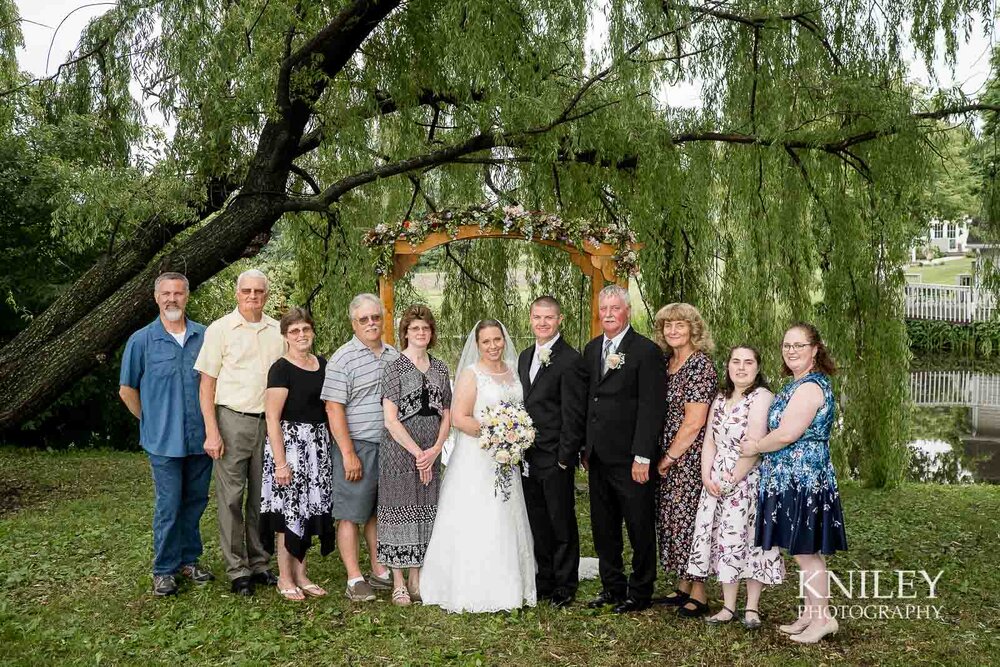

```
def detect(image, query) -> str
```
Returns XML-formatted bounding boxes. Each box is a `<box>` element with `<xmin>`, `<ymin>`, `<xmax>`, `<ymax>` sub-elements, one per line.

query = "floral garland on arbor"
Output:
<box><xmin>363</xmin><ymin>205</ymin><xmax>640</xmax><ymax>278</ymax></box>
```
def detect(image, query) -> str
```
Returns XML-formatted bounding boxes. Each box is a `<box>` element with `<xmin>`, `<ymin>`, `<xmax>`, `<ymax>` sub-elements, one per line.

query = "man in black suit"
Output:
<box><xmin>518</xmin><ymin>296</ymin><xmax>587</xmax><ymax>607</ymax></box>
<box><xmin>583</xmin><ymin>284</ymin><xmax>666</xmax><ymax>613</ymax></box>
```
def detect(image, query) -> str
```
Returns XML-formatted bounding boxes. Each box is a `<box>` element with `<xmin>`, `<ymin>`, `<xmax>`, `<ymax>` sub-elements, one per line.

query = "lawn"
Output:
<box><xmin>1</xmin><ymin>448</ymin><xmax>998</xmax><ymax>666</ymax></box>
<box><xmin>907</xmin><ymin>257</ymin><xmax>976</xmax><ymax>286</ymax></box>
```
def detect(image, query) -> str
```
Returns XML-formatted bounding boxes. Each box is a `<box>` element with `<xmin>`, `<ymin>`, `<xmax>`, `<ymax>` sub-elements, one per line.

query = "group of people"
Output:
<box><xmin>119</xmin><ymin>269</ymin><xmax>847</xmax><ymax>645</ymax></box>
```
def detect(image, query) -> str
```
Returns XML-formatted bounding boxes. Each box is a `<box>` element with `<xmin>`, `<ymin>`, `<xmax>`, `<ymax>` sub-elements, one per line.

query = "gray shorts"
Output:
<box><xmin>331</xmin><ymin>439</ymin><xmax>379</xmax><ymax>523</ymax></box>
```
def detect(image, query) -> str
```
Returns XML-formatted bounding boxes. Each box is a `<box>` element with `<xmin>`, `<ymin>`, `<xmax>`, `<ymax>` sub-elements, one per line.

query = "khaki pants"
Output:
<box><xmin>215</xmin><ymin>406</ymin><xmax>270</xmax><ymax>580</ymax></box>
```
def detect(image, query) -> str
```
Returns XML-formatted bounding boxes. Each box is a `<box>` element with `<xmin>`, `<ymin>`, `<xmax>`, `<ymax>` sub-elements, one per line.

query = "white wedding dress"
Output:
<box><xmin>421</xmin><ymin>364</ymin><xmax>537</xmax><ymax>613</ymax></box>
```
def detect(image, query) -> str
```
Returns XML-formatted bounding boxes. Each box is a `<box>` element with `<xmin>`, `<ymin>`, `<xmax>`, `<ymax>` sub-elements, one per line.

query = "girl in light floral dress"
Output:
<box><xmin>687</xmin><ymin>345</ymin><xmax>784</xmax><ymax>628</ymax></box>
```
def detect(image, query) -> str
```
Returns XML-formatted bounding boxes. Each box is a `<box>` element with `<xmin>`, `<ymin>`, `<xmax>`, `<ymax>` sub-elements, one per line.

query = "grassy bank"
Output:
<box><xmin>906</xmin><ymin>257</ymin><xmax>975</xmax><ymax>286</ymax></box>
<box><xmin>1</xmin><ymin>449</ymin><xmax>998</xmax><ymax>666</ymax></box>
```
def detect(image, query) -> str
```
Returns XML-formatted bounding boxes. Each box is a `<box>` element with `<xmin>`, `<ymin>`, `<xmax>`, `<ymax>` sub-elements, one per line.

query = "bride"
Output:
<box><xmin>420</xmin><ymin>319</ymin><xmax>537</xmax><ymax>612</ymax></box>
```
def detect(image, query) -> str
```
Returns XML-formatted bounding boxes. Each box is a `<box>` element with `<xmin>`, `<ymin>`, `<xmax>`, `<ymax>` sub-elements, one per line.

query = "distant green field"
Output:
<box><xmin>906</xmin><ymin>257</ymin><xmax>975</xmax><ymax>286</ymax></box>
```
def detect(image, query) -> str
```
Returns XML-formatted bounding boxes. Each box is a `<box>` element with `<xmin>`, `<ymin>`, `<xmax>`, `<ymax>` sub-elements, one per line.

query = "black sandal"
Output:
<box><xmin>677</xmin><ymin>598</ymin><xmax>710</xmax><ymax>618</ymax></box>
<box><xmin>705</xmin><ymin>605</ymin><xmax>736</xmax><ymax>625</ymax></box>
<box><xmin>658</xmin><ymin>589</ymin><xmax>690</xmax><ymax>607</ymax></box>
<box><xmin>742</xmin><ymin>608</ymin><xmax>762</xmax><ymax>630</ymax></box>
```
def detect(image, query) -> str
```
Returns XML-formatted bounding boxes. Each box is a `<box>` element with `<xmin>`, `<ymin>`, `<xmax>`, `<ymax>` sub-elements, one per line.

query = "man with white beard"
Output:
<box><xmin>120</xmin><ymin>272</ymin><xmax>214</xmax><ymax>596</ymax></box>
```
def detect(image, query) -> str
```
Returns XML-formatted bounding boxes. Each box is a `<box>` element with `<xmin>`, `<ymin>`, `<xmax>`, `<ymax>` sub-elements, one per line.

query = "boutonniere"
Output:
<box><xmin>606</xmin><ymin>352</ymin><xmax>625</xmax><ymax>370</ymax></box>
<box><xmin>538</xmin><ymin>348</ymin><xmax>553</xmax><ymax>367</ymax></box>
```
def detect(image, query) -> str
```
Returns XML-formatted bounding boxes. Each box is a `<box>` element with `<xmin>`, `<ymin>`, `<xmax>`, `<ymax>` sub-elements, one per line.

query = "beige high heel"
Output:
<box><xmin>789</xmin><ymin>617</ymin><xmax>839</xmax><ymax>644</ymax></box>
<box><xmin>778</xmin><ymin>616</ymin><xmax>811</xmax><ymax>635</ymax></box>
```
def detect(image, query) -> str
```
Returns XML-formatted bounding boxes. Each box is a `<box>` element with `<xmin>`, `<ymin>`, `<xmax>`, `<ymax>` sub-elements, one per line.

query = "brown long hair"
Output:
<box><xmin>781</xmin><ymin>322</ymin><xmax>838</xmax><ymax>376</ymax></box>
<box><xmin>723</xmin><ymin>345</ymin><xmax>771</xmax><ymax>397</ymax></box>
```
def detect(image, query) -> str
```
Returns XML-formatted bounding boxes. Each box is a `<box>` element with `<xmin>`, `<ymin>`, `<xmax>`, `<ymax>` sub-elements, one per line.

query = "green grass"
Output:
<box><xmin>907</xmin><ymin>257</ymin><xmax>975</xmax><ymax>286</ymax></box>
<box><xmin>1</xmin><ymin>449</ymin><xmax>999</xmax><ymax>666</ymax></box>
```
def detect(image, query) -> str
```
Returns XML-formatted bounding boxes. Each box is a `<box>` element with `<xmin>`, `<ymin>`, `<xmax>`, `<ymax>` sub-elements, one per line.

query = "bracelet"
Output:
<box><xmin>665</xmin><ymin>451</ymin><xmax>679</xmax><ymax>462</ymax></box>
<box><xmin>275</xmin><ymin>463</ymin><xmax>289</xmax><ymax>471</ymax></box>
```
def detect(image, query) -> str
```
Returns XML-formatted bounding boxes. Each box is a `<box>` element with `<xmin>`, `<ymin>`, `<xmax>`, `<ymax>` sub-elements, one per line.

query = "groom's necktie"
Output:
<box><xmin>529</xmin><ymin>347</ymin><xmax>541</xmax><ymax>383</ymax></box>
<box><xmin>601</xmin><ymin>338</ymin><xmax>614</xmax><ymax>377</ymax></box>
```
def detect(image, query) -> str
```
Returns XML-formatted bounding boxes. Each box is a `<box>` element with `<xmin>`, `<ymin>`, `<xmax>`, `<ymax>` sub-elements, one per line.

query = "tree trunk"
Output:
<box><xmin>0</xmin><ymin>193</ymin><xmax>283</xmax><ymax>430</ymax></box>
<box><xmin>0</xmin><ymin>107</ymin><xmax>306</xmax><ymax>430</ymax></box>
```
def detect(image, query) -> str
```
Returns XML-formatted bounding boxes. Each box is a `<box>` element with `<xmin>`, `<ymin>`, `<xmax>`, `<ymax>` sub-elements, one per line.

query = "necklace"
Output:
<box><xmin>477</xmin><ymin>363</ymin><xmax>509</xmax><ymax>376</ymax></box>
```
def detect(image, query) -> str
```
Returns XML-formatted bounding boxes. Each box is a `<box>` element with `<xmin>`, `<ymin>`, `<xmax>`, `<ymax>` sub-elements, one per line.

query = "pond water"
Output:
<box><xmin>907</xmin><ymin>353</ymin><xmax>1000</xmax><ymax>484</ymax></box>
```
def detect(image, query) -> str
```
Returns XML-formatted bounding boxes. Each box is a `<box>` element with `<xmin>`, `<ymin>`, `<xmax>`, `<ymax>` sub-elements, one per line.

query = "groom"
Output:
<box><xmin>517</xmin><ymin>296</ymin><xmax>587</xmax><ymax>608</ymax></box>
<box><xmin>583</xmin><ymin>285</ymin><xmax>666</xmax><ymax>613</ymax></box>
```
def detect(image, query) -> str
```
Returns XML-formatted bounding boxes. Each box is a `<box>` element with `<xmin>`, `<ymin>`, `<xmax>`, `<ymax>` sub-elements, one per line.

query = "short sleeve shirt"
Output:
<box><xmin>120</xmin><ymin>318</ymin><xmax>206</xmax><ymax>457</ymax></box>
<box><xmin>193</xmin><ymin>309</ymin><xmax>285</xmax><ymax>413</ymax></box>
<box><xmin>321</xmin><ymin>336</ymin><xmax>399</xmax><ymax>442</ymax></box>
<box><xmin>662</xmin><ymin>350</ymin><xmax>718</xmax><ymax>448</ymax></box>
<box><xmin>267</xmin><ymin>357</ymin><xmax>328</xmax><ymax>424</ymax></box>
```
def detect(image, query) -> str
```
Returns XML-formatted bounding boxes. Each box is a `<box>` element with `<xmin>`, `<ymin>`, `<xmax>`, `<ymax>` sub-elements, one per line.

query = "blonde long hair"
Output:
<box><xmin>653</xmin><ymin>302</ymin><xmax>715</xmax><ymax>355</ymax></box>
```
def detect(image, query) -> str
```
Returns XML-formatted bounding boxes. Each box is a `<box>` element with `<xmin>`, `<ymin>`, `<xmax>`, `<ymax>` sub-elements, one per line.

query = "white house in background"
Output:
<box><xmin>911</xmin><ymin>217</ymin><xmax>971</xmax><ymax>260</ymax></box>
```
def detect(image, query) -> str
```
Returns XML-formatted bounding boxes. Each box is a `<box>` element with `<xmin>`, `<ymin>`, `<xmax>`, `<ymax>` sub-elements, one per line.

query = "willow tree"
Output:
<box><xmin>0</xmin><ymin>0</ymin><xmax>996</xmax><ymax>486</ymax></box>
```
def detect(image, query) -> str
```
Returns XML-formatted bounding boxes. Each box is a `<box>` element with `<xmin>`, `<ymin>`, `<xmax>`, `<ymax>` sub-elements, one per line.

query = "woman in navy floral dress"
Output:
<box><xmin>653</xmin><ymin>303</ymin><xmax>717</xmax><ymax>618</ymax></box>
<box><xmin>740</xmin><ymin>322</ymin><xmax>847</xmax><ymax>644</ymax></box>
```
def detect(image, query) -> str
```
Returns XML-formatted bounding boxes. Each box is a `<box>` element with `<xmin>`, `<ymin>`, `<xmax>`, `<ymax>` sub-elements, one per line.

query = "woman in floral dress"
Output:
<box><xmin>741</xmin><ymin>322</ymin><xmax>847</xmax><ymax>644</ymax></box>
<box><xmin>261</xmin><ymin>308</ymin><xmax>335</xmax><ymax>600</ymax></box>
<box><xmin>686</xmin><ymin>345</ymin><xmax>784</xmax><ymax>628</ymax></box>
<box><xmin>653</xmin><ymin>303</ymin><xmax>717</xmax><ymax>618</ymax></box>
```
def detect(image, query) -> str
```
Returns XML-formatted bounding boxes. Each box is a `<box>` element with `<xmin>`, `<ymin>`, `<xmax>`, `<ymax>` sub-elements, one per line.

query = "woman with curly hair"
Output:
<box><xmin>652</xmin><ymin>302</ymin><xmax>717</xmax><ymax>618</ymax></box>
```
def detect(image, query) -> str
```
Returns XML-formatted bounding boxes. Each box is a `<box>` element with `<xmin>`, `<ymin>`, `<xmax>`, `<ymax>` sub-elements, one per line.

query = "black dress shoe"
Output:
<box><xmin>677</xmin><ymin>598</ymin><xmax>710</xmax><ymax>618</ymax></box>
<box><xmin>587</xmin><ymin>590</ymin><xmax>624</xmax><ymax>608</ymax></box>
<box><xmin>550</xmin><ymin>592</ymin><xmax>575</xmax><ymax>608</ymax></box>
<box><xmin>613</xmin><ymin>598</ymin><xmax>652</xmax><ymax>614</ymax></box>
<box><xmin>230</xmin><ymin>576</ymin><xmax>255</xmax><ymax>596</ymax></box>
<box><xmin>250</xmin><ymin>570</ymin><xmax>278</xmax><ymax>586</ymax></box>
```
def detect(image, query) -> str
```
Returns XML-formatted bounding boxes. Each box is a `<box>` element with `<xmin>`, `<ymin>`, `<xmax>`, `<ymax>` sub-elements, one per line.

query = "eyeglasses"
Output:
<box><xmin>355</xmin><ymin>314</ymin><xmax>383</xmax><ymax>325</ymax></box>
<box><xmin>781</xmin><ymin>342</ymin><xmax>812</xmax><ymax>352</ymax></box>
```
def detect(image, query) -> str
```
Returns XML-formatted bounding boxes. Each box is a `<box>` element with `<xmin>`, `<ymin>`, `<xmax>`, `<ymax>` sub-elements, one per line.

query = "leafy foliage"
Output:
<box><xmin>3</xmin><ymin>0</ymin><xmax>1000</xmax><ymax>485</ymax></box>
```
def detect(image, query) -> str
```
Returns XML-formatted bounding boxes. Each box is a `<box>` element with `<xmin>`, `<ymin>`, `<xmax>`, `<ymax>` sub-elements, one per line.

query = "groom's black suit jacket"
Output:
<box><xmin>583</xmin><ymin>327</ymin><xmax>667</xmax><ymax>466</ymax></box>
<box><xmin>517</xmin><ymin>336</ymin><xmax>587</xmax><ymax>471</ymax></box>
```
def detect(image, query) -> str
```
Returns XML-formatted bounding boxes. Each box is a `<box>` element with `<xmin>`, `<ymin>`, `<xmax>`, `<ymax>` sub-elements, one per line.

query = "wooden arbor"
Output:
<box><xmin>378</xmin><ymin>225</ymin><xmax>635</xmax><ymax>344</ymax></box>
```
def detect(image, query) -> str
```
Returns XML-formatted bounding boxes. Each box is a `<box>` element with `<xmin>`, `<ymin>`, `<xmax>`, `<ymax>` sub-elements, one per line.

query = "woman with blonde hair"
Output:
<box><xmin>652</xmin><ymin>303</ymin><xmax>717</xmax><ymax>618</ymax></box>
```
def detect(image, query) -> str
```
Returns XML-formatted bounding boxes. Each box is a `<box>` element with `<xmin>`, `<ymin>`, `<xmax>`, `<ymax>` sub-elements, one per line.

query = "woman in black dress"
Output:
<box><xmin>378</xmin><ymin>304</ymin><xmax>452</xmax><ymax>605</ymax></box>
<box><xmin>653</xmin><ymin>302</ymin><xmax>717</xmax><ymax>618</ymax></box>
<box><xmin>261</xmin><ymin>308</ymin><xmax>335</xmax><ymax>600</ymax></box>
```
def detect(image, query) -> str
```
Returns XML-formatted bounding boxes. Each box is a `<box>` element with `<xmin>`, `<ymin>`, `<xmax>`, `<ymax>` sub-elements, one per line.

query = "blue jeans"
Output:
<box><xmin>148</xmin><ymin>453</ymin><xmax>213</xmax><ymax>575</ymax></box>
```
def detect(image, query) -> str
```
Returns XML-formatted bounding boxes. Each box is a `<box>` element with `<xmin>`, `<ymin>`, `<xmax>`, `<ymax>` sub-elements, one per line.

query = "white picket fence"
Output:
<box><xmin>904</xmin><ymin>284</ymin><xmax>996</xmax><ymax>323</ymax></box>
<box><xmin>910</xmin><ymin>371</ymin><xmax>1000</xmax><ymax>407</ymax></box>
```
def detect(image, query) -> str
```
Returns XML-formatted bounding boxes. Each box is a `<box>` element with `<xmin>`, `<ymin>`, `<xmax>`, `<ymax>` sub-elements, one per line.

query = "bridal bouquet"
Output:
<box><xmin>479</xmin><ymin>401</ymin><xmax>535</xmax><ymax>501</ymax></box>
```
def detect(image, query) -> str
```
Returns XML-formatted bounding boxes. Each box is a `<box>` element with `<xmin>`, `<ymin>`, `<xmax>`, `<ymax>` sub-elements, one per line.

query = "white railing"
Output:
<box><xmin>904</xmin><ymin>284</ymin><xmax>996</xmax><ymax>322</ymax></box>
<box><xmin>910</xmin><ymin>371</ymin><xmax>1000</xmax><ymax>407</ymax></box>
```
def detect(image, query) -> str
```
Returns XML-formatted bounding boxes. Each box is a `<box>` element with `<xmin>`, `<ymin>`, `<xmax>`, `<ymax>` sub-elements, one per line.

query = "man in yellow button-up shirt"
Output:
<box><xmin>194</xmin><ymin>269</ymin><xmax>285</xmax><ymax>596</ymax></box>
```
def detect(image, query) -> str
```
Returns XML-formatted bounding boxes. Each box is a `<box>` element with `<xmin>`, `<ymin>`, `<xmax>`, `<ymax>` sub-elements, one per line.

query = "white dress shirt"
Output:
<box><xmin>529</xmin><ymin>333</ymin><xmax>560</xmax><ymax>383</ymax></box>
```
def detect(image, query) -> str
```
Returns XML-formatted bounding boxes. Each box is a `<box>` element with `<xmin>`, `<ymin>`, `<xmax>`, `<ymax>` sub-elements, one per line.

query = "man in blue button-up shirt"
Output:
<box><xmin>119</xmin><ymin>272</ymin><xmax>214</xmax><ymax>597</ymax></box>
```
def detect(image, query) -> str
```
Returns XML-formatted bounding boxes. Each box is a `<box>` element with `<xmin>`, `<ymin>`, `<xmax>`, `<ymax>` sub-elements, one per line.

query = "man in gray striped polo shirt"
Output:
<box><xmin>322</xmin><ymin>293</ymin><xmax>400</xmax><ymax>601</ymax></box>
